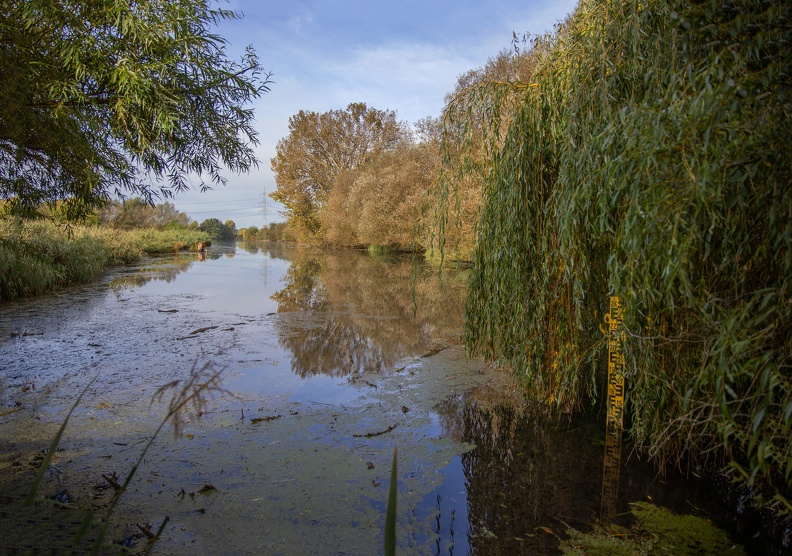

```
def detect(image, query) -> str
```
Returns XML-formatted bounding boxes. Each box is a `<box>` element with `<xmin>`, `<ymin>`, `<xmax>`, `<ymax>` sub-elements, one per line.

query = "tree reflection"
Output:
<box><xmin>271</xmin><ymin>250</ymin><xmax>466</xmax><ymax>378</ymax></box>
<box><xmin>238</xmin><ymin>240</ymin><xmax>260</xmax><ymax>254</ymax></box>
<box><xmin>432</xmin><ymin>388</ymin><xmax>603</xmax><ymax>554</ymax></box>
<box><xmin>107</xmin><ymin>254</ymin><xmax>197</xmax><ymax>290</ymax></box>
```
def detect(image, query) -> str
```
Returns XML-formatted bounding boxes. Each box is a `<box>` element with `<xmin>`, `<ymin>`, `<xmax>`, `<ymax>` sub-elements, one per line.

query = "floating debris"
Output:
<box><xmin>51</xmin><ymin>489</ymin><xmax>72</xmax><ymax>504</ymax></box>
<box><xmin>251</xmin><ymin>415</ymin><xmax>281</xmax><ymax>424</ymax></box>
<box><xmin>197</xmin><ymin>484</ymin><xmax>217</xmax><ymax>495</ymax></box>
<box><xmin>189</xmin><ymin>326</ymin><xmax>218</xmax><ymax>335</ymax></box>
<box><xmin>353</xmin><ymin>424</ymin><xmax>398</xmax><ymax>438</ymax></box>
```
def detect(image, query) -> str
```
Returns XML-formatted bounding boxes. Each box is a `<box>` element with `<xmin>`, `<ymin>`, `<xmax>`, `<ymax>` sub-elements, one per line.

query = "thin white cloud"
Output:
<box><xmin>323</xmin><ymin>42</ymin><xmax>475</xmax><ymax>122</ymax></box>
<box><xmin>287</xmin><ymin>14</ymin><xmax>313</xmax><ymax>33</ymax></box>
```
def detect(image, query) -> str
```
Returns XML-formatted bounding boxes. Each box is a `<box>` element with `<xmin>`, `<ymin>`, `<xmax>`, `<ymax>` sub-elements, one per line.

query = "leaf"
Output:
<box><xmin>25</xmin><ymin>374</ymin><xmax>98</xmax><ymax>506</ymax></box>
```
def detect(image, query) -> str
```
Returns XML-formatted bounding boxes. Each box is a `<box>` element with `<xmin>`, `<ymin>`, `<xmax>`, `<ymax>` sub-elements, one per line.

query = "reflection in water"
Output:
<box><xmin>107</xmin><ymin>253</ymin><xmax>198</xmax><ymax>290</ymax></box>
<box><xmin>0</xmin><ymin>242</ymin><xmax>764</xmax><ymax>554</ymax></box>
<box><xmin>271</xmin><ymin>250</ymin><xmax>466</xmax><ymax>378</ymax></box>
<box><xmin>425</xmin><ymin>382</ymin><xmax>754</xmax><ymax>555</ymax></box>
<box><xmin>429</xmin><ymin>387</ymin><xmax>605</xmax><ymax>555</ymax></box>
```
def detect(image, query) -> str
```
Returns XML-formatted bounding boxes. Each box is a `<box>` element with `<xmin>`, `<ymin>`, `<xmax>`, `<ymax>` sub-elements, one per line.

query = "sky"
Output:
<box><xmin>171</xmin><ymin>0</ymin><xmax>579</xmax><ymax>229</ymax></box>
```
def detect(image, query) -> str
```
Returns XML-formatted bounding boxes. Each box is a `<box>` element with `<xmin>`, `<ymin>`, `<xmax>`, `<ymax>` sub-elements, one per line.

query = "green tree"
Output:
<box><xmin>270</xmin><ymin>102</ymin><xmax>408</xmax><ymax>241</ymax></box>
<box><xmin>99</xmin><ymin>199</ymin><xmax>190</xmax><ymax>229</ymax></box>
<box><xmin>0</xmin><ymin>0</ymin><xmax>271</xmax><ymax>220</ymax></box>
<box><xmin>199</xmin><ymin>217</ymin><xmax>235</xmax><ymax>241</ymax></box>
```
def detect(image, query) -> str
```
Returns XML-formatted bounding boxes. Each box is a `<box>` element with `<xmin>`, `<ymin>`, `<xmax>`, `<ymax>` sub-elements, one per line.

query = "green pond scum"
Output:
<box><xmin>561</xmin><ymin>502</ymin><xmax>746</xmax><ymax>556</ymax></box>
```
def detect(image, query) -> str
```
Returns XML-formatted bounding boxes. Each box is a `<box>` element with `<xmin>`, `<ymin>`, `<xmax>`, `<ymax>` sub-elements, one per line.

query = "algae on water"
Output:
<box><xmin>560</xmin><ymin>502</ymin><xmax>745</xmax><ymax>556</ymax></box>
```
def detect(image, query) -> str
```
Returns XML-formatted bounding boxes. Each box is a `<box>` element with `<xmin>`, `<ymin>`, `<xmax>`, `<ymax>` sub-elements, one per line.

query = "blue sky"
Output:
<box><xmin>172</xmin><ymin>0</ymin><xmax>579</xmax><ymax>228</ymax></box>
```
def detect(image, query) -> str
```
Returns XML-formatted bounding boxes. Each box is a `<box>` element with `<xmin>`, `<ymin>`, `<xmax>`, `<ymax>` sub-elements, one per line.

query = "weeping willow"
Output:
<box><xmin>438</xmin><ymin>0</ymin><xmax>791</xmax><ymax>515</ymax></box>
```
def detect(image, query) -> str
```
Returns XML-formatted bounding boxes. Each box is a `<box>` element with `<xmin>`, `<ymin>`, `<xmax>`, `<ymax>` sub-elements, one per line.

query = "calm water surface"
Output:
<box><xmin>0</xmin><ymin>242</ymin><xmax>763</xmax><ymax>554</ymax></box>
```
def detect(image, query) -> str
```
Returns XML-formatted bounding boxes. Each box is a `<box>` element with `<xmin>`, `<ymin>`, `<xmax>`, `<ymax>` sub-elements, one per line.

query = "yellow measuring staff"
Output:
<box><xmin>601</xmin><ymin>295</ymin><xmax>625</xmax><ymax>520</ymax></box>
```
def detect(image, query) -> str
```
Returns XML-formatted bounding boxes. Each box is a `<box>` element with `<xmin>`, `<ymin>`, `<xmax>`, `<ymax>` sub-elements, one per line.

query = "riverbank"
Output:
<box><xmin>0</xmin><ymin>219</ymin><xmax>209</xmax><ymax>301</ymax></box>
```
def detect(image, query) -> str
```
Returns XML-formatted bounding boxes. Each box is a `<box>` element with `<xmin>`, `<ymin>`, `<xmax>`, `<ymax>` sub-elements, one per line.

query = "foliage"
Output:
<box><xmin>322</xmin><ymin>142</ymin><xmax>438</xmax><ymax>250</ymax></box>
<box><xmin>437</xmin><ymin>0</ymin><xmax>792</xmax><ymax>516</ymax></box>
<box><xmin>560</xmin><ymin>502</ymin><xmax>745</xmax><ymax>555</ymax></box>
<box><xmin>0</xmin><ymin>218</ymin><xmax>208</xmax><ymax>300</ymax></box>
<box><xmin>426</xmin><ymin>46</ymin><xmax>546</xmax><ymax>263</ymax></box>
<box><xmin>238</xmin><ymin>225</ymin><xmax>260</xmax><ymax>240</ymax></box>
<box><xmin>99</xmin><ymin>198</ymin><xmax>190</xmax><ymax>229</ymax></box>
<box><xmin>198</xmin><ymin>217</ymin><xmax>236</xmax><ymax>240</ymax></box>
<box><xmin>237</xmin><ymin>221</ymin><xmax>294</xmax><ymax>242</ymax></box>
<box><xmin>0</xmin><ymin>0</ymin><xmax>271</xmax><ymax>220</ymax></box>
<box><xmin>270</xmin><ymin>102</ymin><xmax>408</xmax><ymax>241</ymax></box>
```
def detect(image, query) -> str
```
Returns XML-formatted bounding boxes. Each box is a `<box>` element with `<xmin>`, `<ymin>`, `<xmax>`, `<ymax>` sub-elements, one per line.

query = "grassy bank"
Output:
<box><xmin>0</xmin><ymin>219</ymin><xmax>208</xmax><ymax>301</ymax></box>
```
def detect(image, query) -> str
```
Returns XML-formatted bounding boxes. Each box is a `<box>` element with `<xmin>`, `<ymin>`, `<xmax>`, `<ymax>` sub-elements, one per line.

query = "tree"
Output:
<box><xmin>322</xmin><ymin>142</ymin><xmax>439</xmax><ymax>250</ymax></box>
<box><xmin>239</xmin><ymin>225</ymin><xmax>260</xmax><ymax>241</ymax></box>
<box><xmin>0</xmin><ymin>0</ymin><xmax>271</xmax><ymax>220</ymax></box>
<box><xmin>99</xmin><ymin>199</ymin><xmax>190</xmax><ymax>229</ymax></box>
<box><xmin>437</xmin><ymin>0</ymin><xmax>792</xmax><ymax>517</ymax></box>
<box><xmin>270</xmin><ymin>102</ymin><xmax>407</xmax><ymax>240</ymax></box>
<box><xmin>427</xmin><ymin>47</ymin><xmax>543</xmax><ymax>262</ymax></box>
<box><xmin>199</xmin><ymin>217</ymin><xmax>235</xmax><ymax>241</ymax></box>
<box><xmin>224</xmin><ymin>220</ymin><xmax>237</xmax><ymax>238</ymax></box>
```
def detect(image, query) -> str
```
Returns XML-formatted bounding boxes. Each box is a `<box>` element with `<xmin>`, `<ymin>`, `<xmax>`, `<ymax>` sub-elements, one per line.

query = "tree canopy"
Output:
<box><xmin>99</xmin><ymin>198</ymin><xmax>190</xmax><ymax>229</ymax></box>
<box><xmin>270</xmin><ymin>102</ymin><xmax>407</xmax><ymax>240</ymax></box>
<box><xmin>198</xmin><ymin>217</ymin><xmax>235</xmax><ymax>241</ymax></box>
<box><xmin>0</xmin><ymin>0</ymin><xmax>271</xmax><ymax>220</ymax></box>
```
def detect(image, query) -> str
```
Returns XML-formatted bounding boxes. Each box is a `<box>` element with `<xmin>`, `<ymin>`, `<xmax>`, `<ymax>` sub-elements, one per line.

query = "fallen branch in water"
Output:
<box><xmin>251</xmin><ymin>415</ymin><xmax>281</xmax><ymax>424</ymax></box>
<box><xmin>421</xmin><ymin>345</ymin><xmax>448</xmax><ymax>358</ymax></box>
<box><xmin>353</xmin><ymin>424</ymin><xmax>398</xmax><ymax>438</ymax></box>
<box><xmin>189</xmin><ymin>326</ymin><xmax>218</xmax><ymax>335</ymax></box>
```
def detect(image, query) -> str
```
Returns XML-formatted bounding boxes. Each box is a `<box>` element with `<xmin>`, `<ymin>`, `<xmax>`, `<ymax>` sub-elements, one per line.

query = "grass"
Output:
<box><xmin>0</xmin><ymin>218</ymin><xmax>209</xmax><ymax>301</ymax></box>
<box><xmin>19</xmin><ymin>360</ymin><xmax>229</xmax><ymax>554</ymax></box>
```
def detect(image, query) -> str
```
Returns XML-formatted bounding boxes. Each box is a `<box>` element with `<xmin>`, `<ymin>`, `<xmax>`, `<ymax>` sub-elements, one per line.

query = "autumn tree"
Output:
<box><xmin>239</xmin><ymin>226</ymin><xmax>260</xmax><ymax>240</ymax></box>
<box><xmin>270</xmin><ymin>102</ymin><xmax>408</xmax><ymax>241</ymax></box>
<box><xmin>0</xmin><ymin>0</ymin><xmax>271</xmax><ymax>221</ymax></box>
<box><xmin>322</xmin><ymin>141</ymin><xmax>439</xmax><ymax>250</ymax></box>
<box><xmin>430</xmin><ymin>46</ymin><xmax>543</xmax><ymax>261</ymax></box>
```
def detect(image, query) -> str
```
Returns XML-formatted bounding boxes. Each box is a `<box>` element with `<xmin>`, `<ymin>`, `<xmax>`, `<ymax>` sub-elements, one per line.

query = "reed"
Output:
<box><xmin>0</xmin><ymin>219</ymin><xmax>209</xmax><ymax>301</ymax></box>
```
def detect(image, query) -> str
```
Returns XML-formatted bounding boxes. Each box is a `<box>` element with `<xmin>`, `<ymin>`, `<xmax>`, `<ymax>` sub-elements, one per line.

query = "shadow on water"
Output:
<box><xmin>414</xmin><ymin>384</ymin><xmax>774</xmax><ymax>555</ymax></box>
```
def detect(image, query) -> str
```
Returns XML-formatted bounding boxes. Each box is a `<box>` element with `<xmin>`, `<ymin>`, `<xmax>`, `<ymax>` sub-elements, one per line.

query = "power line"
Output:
<box><xmin>186</xmin><ymin>207</ymin><xmax>259</xmax><ymax>215</ymax></box>
<box><xmin>177</xmin><ymin>197</ymin><xmax>261</xmax><ymax>206</ymax></box>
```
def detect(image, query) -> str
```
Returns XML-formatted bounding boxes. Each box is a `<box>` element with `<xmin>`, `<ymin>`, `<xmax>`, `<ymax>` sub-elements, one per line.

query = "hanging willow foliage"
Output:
<box><xmin>437</xmin><ymin>0</ymin><xmax>792</xmax><ymax>516</ymax></box>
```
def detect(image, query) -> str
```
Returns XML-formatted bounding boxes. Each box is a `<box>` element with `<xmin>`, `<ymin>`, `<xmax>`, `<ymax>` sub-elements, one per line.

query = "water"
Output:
<box><xmin>0</xmin><ymin>242</ymin><xmax>767</xmax><ymax>554</ymax></box>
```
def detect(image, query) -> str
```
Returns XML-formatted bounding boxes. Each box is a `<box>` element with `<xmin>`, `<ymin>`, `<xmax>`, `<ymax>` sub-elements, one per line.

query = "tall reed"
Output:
<box><xmin>0</xmin><ymin>219</ymin><xmax>208</xmax><ymax>301</ymax></box>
